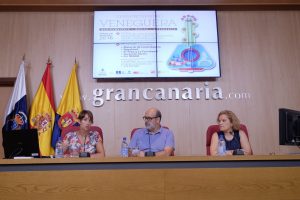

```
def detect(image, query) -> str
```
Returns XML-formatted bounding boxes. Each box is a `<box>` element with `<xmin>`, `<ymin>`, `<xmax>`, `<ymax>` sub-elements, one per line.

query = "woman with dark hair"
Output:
<box><xmin>210</xmin><ymin>110</ymin><xmax>252</xmax><ymax>156</ymax></box>
<box><xmin>62</xmin><ymin>110</ymin><xmax>105</xmax><ymax>158</ymax></box>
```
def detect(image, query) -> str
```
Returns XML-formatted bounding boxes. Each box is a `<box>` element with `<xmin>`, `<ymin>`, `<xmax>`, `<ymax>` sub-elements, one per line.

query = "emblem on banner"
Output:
<box><xmin>31</xmin><ymin>113</ymin><xmax>52</xmax><ymax>134</ymax></box>
<box><xmin>7</xmin><ymin>111</ymin><xmax>28</xmax><ymax>130</ymax></box>
<box><xmin>58</xmin><ymin>110</ymin><xmax>80</xmax><ymax>129</ymax></box>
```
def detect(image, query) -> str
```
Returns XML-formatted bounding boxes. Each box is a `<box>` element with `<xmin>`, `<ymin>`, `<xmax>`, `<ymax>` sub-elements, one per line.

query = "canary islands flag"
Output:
<box><xmin>29</xmin><ymin>62</ymin><xmax>55</xmax><ymax>156</ymax></box>
<box><xmin>51</xmin><ymin>63</ymin><xmax>82</xmax><ymax>147</ymax></box>
<box><xmin>3</xmin><ymin>61</ymin><xmax>28</xmax><ymax>131</ymax></box>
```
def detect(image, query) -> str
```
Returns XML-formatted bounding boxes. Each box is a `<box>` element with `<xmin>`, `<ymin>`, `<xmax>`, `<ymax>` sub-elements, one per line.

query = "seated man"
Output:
<box><xmin>129</xmin><ymin>108</ymin><xmax>175</xmax><ymax>157</ymax></box>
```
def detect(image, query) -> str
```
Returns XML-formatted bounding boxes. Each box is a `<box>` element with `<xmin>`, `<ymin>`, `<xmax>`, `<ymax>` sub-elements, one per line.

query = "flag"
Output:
<box><xmin>51</xmin><ymin>63</ymin><xmax>82</xmax><ymax>148</ymax></box>
<box><xmin>3</xmin><ymin>61</ymin><xmax>28</xmax><ymax>131</ymax></box>
<box><xmin>29</xmin><ymin>62</ymin><xmax>55</xmax><ymax>156</ymax></box>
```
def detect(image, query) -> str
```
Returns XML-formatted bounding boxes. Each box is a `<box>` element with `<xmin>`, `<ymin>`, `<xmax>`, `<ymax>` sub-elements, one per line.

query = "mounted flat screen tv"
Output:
<box><xmin>279</xmin><ymin>108</ymin><xmax>300</xmax><ymax>146</ymax></box>
<box><xmin>93</xmin><ymin>10</ymin><xmax>220</xmax><ymax>79</ymax></box>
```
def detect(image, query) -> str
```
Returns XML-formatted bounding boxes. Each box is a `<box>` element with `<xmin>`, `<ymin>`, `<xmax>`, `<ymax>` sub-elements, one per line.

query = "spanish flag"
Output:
<box><xmin>51</xmin><ymin>63</ymin><xmax>82</xmax><ymax>148</ymax></box>
<box><xmin>29</xmin><ymin>62</ymin><xmax>55</xmax><ymax>156</ymax></box>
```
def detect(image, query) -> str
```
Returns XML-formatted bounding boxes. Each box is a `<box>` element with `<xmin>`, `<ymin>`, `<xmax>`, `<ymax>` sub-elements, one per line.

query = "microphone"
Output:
<box><xmin>79</xmin><ymin>135</ymin><xmax>90</xmax><ymax>158</ymax></box>
<box><xmin>145</xmin><ymin>132</ymin><xmax>155</xmax><ymax>157</ymax></box>
<box><xmin>84</xmin><ymin>135</ymin><xmax>86</xmax><ymax>152</ymax></box>
<box><xmin>149</xmin><ymin>132</ymin><xmax>151</xmax><ymax>151</ymax></box>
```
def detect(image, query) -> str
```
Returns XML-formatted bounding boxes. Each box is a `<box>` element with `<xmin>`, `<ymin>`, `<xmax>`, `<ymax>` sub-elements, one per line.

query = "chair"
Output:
<box><xmin>206</xmin><ymin>124</ymin><xmax>249</xmax><ymax>155</ymax></box>
<box><xmin>130</xmin><ymin>126</ymin><xmax>174</xmax><ymax>156</ymax></box>
<box><xmin>61</xmin><ymin>125</ymin><xmax>104</xmax><ymax>142</ymax></box>
<box><xmin>130</xmin><ymin>127</ymin><xmax>142</xmax><ymax>140</ymax></box>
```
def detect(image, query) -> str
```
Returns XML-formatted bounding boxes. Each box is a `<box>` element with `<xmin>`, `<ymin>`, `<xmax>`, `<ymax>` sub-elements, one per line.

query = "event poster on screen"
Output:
<box><xmin>93</xmin><ymin>10</ymin><xmax>220</xmax><ymax>78</ymax></box>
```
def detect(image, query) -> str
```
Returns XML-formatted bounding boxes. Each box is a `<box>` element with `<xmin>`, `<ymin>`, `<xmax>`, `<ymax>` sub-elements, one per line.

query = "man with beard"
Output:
<box><xmin>129</xmin><ymin>108</ymin><xmax>175</xmax><ymax>157</ymax></box>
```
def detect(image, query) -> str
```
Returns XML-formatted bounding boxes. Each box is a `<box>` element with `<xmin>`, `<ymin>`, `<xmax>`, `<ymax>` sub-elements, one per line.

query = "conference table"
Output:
<box><xmin>0</xmin><ymin>155</ymin><xmax>299</xmax><ymax>200</ymax></box>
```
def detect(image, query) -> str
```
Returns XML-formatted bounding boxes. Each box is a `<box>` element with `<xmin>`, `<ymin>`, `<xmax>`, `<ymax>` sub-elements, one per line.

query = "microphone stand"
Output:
<box><xmin>145</xmin><ymin>132</ymin><xmax>155</xmax><ymax>157</ymax></box>
<box><xmin>79</xmin><ymin>135</ymin><xmax>90</xmax><ymax>158</ymax></box>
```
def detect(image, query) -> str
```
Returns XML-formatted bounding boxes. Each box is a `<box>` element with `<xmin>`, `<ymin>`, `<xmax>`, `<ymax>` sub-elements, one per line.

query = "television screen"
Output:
<box><xmin>93</xmin><ymin>10</ymin><xmax>220</xmax><ymax>79</ymax></box>
<box><xmin>279</xmin><ymin>108</ymin><xmax>300</xmax><ymax>145</ymax></box>
<box><xmin>2</xmin><ymin>129</ymin><xmax>40</xmax><ymax>158</ymax></box>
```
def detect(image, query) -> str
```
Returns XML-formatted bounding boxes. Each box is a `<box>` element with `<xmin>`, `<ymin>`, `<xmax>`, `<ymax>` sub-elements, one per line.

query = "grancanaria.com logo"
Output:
<box><xmin>87</xmin><ymin>82</ymin><xmax>251</xmax><ymax>107</ymax></box>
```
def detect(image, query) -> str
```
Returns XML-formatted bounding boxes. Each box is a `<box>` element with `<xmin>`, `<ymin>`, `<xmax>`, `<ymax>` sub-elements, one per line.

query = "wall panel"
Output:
<box><xmin>0</xmin><ymin>11</ymin><xmax>299</xmax><ymax>157</ymax></box>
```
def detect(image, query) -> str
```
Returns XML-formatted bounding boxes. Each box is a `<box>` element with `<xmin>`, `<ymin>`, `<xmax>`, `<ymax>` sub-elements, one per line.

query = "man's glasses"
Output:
<box><xmin>142</xmin><ymin>116</ymin><xmax>159</xmax><ymax>121</ymax></box>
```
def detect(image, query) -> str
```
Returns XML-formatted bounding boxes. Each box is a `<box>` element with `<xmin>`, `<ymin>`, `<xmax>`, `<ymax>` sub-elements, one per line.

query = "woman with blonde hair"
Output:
<box><xmin>210</xmin><ymin>110</ymin><xmax>252</xmax><ymax>156</ymax></box>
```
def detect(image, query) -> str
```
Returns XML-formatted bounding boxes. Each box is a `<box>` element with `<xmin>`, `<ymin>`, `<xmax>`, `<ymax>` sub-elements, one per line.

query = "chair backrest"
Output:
<box><xmin>130</xmin><ymin>126</ymin><xmax>174</xmax><ymax>156</ymax></box>
<box><xmin>130</xmin><ymin>127</ymin><xmax>141</xmax><ymax>140</ymax></box>
<box><xmin>61</xmin><ymin>125</ymin><xmax>104</xmax><ymax>142</ymax></box>
<box><xmin>206</xmin><ymin>124</ymin><xmax>249</xmax><ymax>155</ymax></box>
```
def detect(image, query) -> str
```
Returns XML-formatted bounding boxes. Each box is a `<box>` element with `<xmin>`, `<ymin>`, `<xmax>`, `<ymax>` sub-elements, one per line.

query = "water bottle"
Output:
<box><xmin>120</xmin><ymin>137</ymin><xmax>129</xmax><ymax>157</ymax></box>
<box><xmin>218</xmin><ymin>135</ymin><xmax>226</xmax><ymax>156</ymax></box>
<box><xmin>55</xmin><ymin>137</ymin><xmax>64</xmax><ymax>158</ymax></box>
